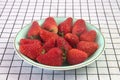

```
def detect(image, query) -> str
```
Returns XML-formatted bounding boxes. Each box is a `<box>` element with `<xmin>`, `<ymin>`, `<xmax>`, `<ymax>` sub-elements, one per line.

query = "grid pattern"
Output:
<box><xmin>0</xmin><ymin>0</ymin><xmax>120</xmax><ymax>80</ymax></box>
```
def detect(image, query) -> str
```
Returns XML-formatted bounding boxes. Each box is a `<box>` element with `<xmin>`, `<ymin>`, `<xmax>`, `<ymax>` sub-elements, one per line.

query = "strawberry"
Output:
<box><xmin>56</xmin><ymin>37</ymin><xmax>72</xmax><ymax>52</ymax></box>
<box><xmin>67</xmin><ymin>49</ymin><xmax>88</xmax><ymax>65</ymax></box>
<box><xmin>42</xmin><ymin>17</ymin><xmax>58</xmax><ymax>33</ymax></box>
<box><xmin>80</xmin><ymin>30</ymin><xmax>97</xmax><ymax>42</ymax></box>
<box><xmin>27</xmin><ymin>21</ymin><xmax>41</xmax><ymax>39</ymax></box>
<box><xmin>77</xmin><ymin>41</ymin><xmax>98</xmax><ymax>57</ymax></box>
<box><xmin>42</xmin><ymin>38</ymin><xmax>56</xmax><ymax>52</ymax></box>
<box><xmin>72</xmin><ymin>19</ymin><xmax>87</xmax><ymax>36</ymax></box>
<box><xmin>64</xmin><ymin>33</ymin><xmax>79</xmax><ymax>47</ymax></box>
<box><xmin>39</xmin><ymin>29</ymin><xmax>58</xmax><ymax>42</ymax></box>
<box><xmin>37</xmin><ymin>48</ymin><xmax>63</xmax><ymax>66</ymax></box>
<box><xmin>58</xmin><ymin>17</ymin><xmax>73</xmax><ymax>36</ymax></box>
<box><xmin>19</xmin><ymin>40</ymin><xmax>42</xmax><ymax>60</ymax></box>
<box><xmin>20</xmin><ymin>39</ymin><xmax>42</xmax><ymax>45</ymax></box>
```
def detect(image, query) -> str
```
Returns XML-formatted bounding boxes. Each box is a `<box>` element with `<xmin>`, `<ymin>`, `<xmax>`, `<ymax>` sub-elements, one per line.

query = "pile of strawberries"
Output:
<box><xmin>19</xmin><ymin>17</ymin><xmax>98</xmax><ymax>66</ymax></box>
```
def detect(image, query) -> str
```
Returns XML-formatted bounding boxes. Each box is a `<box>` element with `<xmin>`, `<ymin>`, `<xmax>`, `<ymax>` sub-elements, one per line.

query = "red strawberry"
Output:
<box><xmin>27</xmin><ymin>21</ymin><xmax>41</xmax><ymax>39</ymax></box>
<box><xmin>72</xmin><ymin>19</ymin><xmax>87</xmax><ymax>36</ymax></box>
<box><xmin>42</xmin><ymin>38</ymin><xmax>56</xmax><ymax>52</ymax></box>
<box><xmin>39</xmin><ymin>29</ymin><xmax>58</xmax><ymax>42</ymax></box>
<box><xmin>58</xmin><ymin>17</ymin><xmax>73</xmax><ymax>36</ymax></box>
<box><xmin>56</xmin><ymin>37</ymin><xmax>72</xmax><ymax>52</ymax></box>
<box><xmin>77</xmin><ymin>41</ymin><xmax>98</xmax><ymax>57</ymax></box>
<box><xmin>80</xmin><ymin>30</ymin><xmax>97</xmax><ymax>42</ymax></box>
<box><xmin>20</xmin><ymin>39</ymin><xmax>42</xmax><ymax>45</ymax></box>
<box><xmin>64</xmin><ymin>33</ymin><xmax>79</xmax><ymax>47</ymax></box>
<box><xmin>42</xmin><ymin>17</ymin><xmax>58</xmax><ymax>33</ymax></box>
<box><xmin>19</xmin><ymin>40</ymin><xmax>42</xmax><ymax>60</ymax></box>
<box><xmin>67</xmin><ymin>49</ymin><xmax>88</xmax><ymax>65</ymax></box>
<box><xmin>37</xmin><ymin>48</ymin><xmax>63</xmax><ymax>66</ymax></box>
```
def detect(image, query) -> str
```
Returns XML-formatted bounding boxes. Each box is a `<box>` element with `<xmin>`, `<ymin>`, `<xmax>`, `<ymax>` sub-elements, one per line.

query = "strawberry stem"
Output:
<box><xmin>58</xmin><ymin>32</ymin><xmax>64</xmax><ymax>37</ymax></box>
<box><xmin>41</xmin><ymin>49</ymin><xmax>46</xmax><ymax>54</ymax></box>
<box><xmin>30</xmin><ymin>36</ymin><xmax>40</xmax><ymax>39</ymax></box>
<box><xmin>61</xmin><ymin>47</ymin><xmax>67</xmax><ymax>62</ymax></box>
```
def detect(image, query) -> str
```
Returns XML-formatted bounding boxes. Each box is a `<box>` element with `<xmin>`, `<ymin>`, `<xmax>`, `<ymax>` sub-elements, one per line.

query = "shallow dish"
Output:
<box><xmin>14</xmin><ymin>17</ymin><xmax>105</xmax><ymax>70</ymax></box>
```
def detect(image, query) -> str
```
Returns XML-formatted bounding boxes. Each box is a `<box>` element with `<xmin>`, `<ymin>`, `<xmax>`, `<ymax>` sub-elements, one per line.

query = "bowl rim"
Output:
<box><xmin>13</xmin><ymin>17</ymin><xmax>105</xmax><ymax>70</ymax></box>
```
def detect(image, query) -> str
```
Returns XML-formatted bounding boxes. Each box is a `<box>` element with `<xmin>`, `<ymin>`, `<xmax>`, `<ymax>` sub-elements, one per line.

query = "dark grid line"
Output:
<box><xmin>106</xmin><ymin>48</ymin><xmax>120</xmax><ymax>49</ymax></box>
<box><xmin>5</xmin><ymin>51</ymin><xmax>16</xmax><ymax>80</ymax></box>
<box><xmin>0</xmin><ymin>0</ymin><xmax>8</xmax><ymax>16</ymax></box>
<box><xmin>72</xmin><ymin>1</ymin><xmax>77</xmax><ymax>80</ymax></box>
<box><xmin>108</xmin><ymin>0</ymin><xmax>120</xmax><ymax>36</ymax></box>
<box><xmin>39</xmin><ymin>0</ymin><xmax>45</xmax><ymax>80</ymax></box>
<box><xmin>94</xmin><ymin>0</ymin><xmax>101</xmax><ymax>30</ymax></box>
<box><xmin>64</xmin><ymin>70</ymin><xmax>65</xmax><ymax>80</ymax></box>
<box><xmin>80</xmin><ymin>0</ymin><xmax>89</xmax><ymax>80</ymax></box>
<box><xmin>85</xmin><ymin>66</ymin><xmax>88</xmax><ymax>79</ymax></box>
<box><xmin>1</xmin><ymin>0</ymin><xmax>23</xmax><ymax>80</ymax></box>
<box><xmin>101</xmin><ymin>0</ymin><xmax>120</xmax><ymax>80</ymax></box>
<box><xmin>94</xmin><ymin>1</ymin><xmax>104</xmax><ymax>80</ymax></box>
<box><xmin>0</xmin><ymin>65</ymin><xmax>120</xmax><ymax>68</ymax></box>
<box><xmin>79</xmin><ymin>0</ymin><xmax>82</xmax><ymax>18</ymax></box>
<box><xmin>40</xmin><ymin>0</ymin><xmax>45</xmax><ymax>19</ymax></box>
<box><xmin>0</xmin><ymin>0</ymin><xmax>16</xmax><ymax>65</ymax></box>
<box><xmin>1</xmin><ymin>22</ymin><xmax>120</xmax><ymax>25</ymax></box>
<box><xmin>0</xmin><ymin>27</ymin><xmax>118</xmax><ymax>30</ymax></box>
<box><xmin>104</xmin><ymin>51</ymin><xmax>111</xmax><ymax>80</ymax></box>
<box><xmin>40</xmin><ymin>69</ymin><xmax>43</xmax><ymax>80</ymax></box>
<box><xmin>52</xmin><ymin>70</ymin><xmax>54</xmax><ymax>80</ymax></box>
<box><xmin>1</xmin><ymin>5</ymin><xmax>101</xmax><ymax>8</ymax></box>
<box><xmin>2</xmin><ymin>11</ymin><xmax>120</xmax><ymax>14</ymax></box>
<box><xmin>75</xmin><ymin>69</ymin><xmax>77</xmax><ymax>80</ymax></box>
<box><xmin>29</xmin><ymin>0</ymin><xmax>38</xmax><ymax>80</ymax></box>
<box><xmin>37</xmin><ymin>8</ymin><xmax>120</xmax><ymax>10</ymax></box>
<box><xmin>86</xmin><ymin>0</ymin><xmax>91</xmax><ymax>23</ymax></box>
<box><xmin>0</xmin><ymin>0</ymin><xmax>15</xmax><ymax>37</ymax></box>
<box><xmin>49</xmin><ymin>0</ymin><xmax>55</xmax><ymax>80</ymax></box>
<box><xmin>56</xmin><ymin>0</ymin><xmax>59</xmax><ymax>17</ymax></box>
<box><xmin>17</xmin><ymin>0</ymin><xmax>31</xmax><ymax>80</ymax></box>
<box><xmin>116</xmin><ymin>0</ymin><xmax>120</xmax><ymax>11</ymax></box>
<box><xmin>89</xmin><ymin>0</ymin><xmax>101</xmax><ymax>80</ymax></box>
<box><xmin>0</xmin><ymin>1</ymin><xmax>119</xmax><ymax>3</ymax></box>
<box><xmin>49</xmin><ymin>0</ymin><xmax>52</xmax><ymax>17</ymax></box>
<box><xmin>0</xmin><ymin>73</ymin><xmax>120</xmax><ymax>75</ymax></box>
<box><xmin>65</xmin><ymin>0</ymin><xmax>66</xmax><ymax>17</ymax></box>
<box><xmin>72</xmin><ymin>0</ymin><xmax>74</xmax><ymax>18</ymax></box>
<box><xmin>64</xmin><ymin>0</ymin><xmax>66</xmax><ymax>80</ymax></box>
<box><xmin>101</xmin><ymin>0</ymin><xmax>120</xmax><ymax>71</ymax></box>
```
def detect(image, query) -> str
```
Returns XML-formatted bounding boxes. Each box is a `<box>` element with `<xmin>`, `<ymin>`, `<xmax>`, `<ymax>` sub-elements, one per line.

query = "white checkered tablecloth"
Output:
<box><xmin>0</xmin><ymin>0</ymin><xmax>120</xmax><ymax>80</ymax></box>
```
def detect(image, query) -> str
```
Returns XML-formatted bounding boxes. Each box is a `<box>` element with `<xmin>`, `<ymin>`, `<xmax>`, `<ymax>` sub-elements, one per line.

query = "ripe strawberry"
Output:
<box><xmin>56</xmin><ymin>37</ymin><xmax>72</xmax><ymax>52</ymax></box>
<box><xmin>80</xmin><ymin>30</ymin><xmax>97</xmax><ymax>42</ymax></box>
<box><xmin>77</xmin><ymin>41</ymin><xmax>98</xmax><ymax>57</ymax></box>
<box><xmin>42</xmin><ymin>38</ymin><xmax>56</xmax><ymax>52</ymax></box>
<box><xmin>39</xmin><ymin>29</ymin><xmax>58</xmax><ymax>42</ymax></box>
<box><xmin>20</xmin><ymin>39</ymin><xmax>42</xmax><ymax>45</ymax></box>
<box><xmin>67</xmin><ymin>49</ymin><xmax>88</xmax><ymax>65</ymax></box>
<box><xmin>72</xmin><ymin>19</ymin><xmax>87</xmax><ymax>36</ymax></box>
<box><xmin>42</xmin><ymin>17</ymin><xmax>58</xmax><ymax>33</ymax></box>
<box><xmin>37</xmin><ymin>48</ymin><xmax>63</xmax><ymax>66</ymax></box>
<box><xmin>27</xmin><ymin>21</ymin><xmax>41</xmax><ymax>39</ymax></box>
<box><xmin>58</xmin><ymin>17</ymin><xmax>73</xmax><ymax>36</ymax></box>
<box><xmin>64</xmin><ymin>33</ymin><xmax>79</xmax><ymax>47</ymax></box>
<box><xmin>19</xmin><ymin>41</ymin><xmax>42</xmax><ymax>60</ymax></box>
